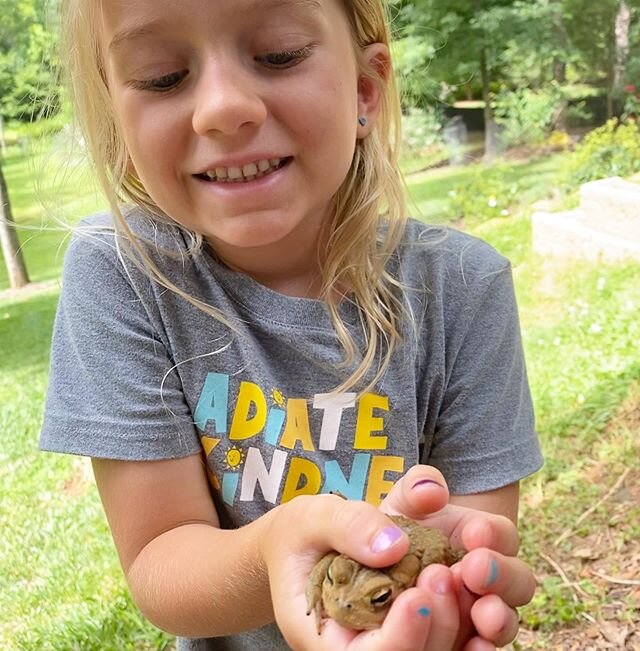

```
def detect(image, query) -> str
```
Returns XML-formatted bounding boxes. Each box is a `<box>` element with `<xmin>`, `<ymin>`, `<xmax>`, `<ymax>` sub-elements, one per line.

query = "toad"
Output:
<box><xmin>305</xmin><ymin>514</ymin><xmax>464</xmax><ymax>632</ymax></box>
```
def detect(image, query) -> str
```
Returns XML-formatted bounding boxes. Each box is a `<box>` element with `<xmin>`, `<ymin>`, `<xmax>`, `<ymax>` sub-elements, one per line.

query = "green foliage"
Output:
<box><xmin>621</xmin><ymin>84</ymin><xmax>640</xmax><ymax>120</ymax></box>
<box><xmin>492</xmin><ymin>85</ymin><xmax>564</xmax><ymax>147</ymax></box>
<box><xmin>401</xmin><ymin>106</ymin><xmax>444</xmax><ymax>151</ymax></box>
<box><xmin>521</xmin><ymin>577</ymin><xmax>587</xmax><ymax>630</ymax></box>
<box><xmin>566</xmin><ymin>118</ymin><xmax>640</xmax><ymax>185</ymax></box>
<box><xmin>0</xmin><ymin>0</ymin><xmax>61</xmax><ymax>122</ymax></box>
<box><xmin>445</xmin><ymin>163</ymin><xmax>520</xmax><ymax>224</ymax></box>
<box><xmin>392</xmin><ymin>35</ymin><xmax>441</xmax><ymax>105</ymax></box>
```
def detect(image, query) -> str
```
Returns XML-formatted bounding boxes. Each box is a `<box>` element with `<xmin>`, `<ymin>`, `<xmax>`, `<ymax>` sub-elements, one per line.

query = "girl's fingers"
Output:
<box><xmin>349</xmin><ymin>587</ymin><xmax>433</xmax><ymax>651</ymax></box>
<box><xmin>462</xmin><ymin>638</ymin><xmax>497</xmax><ymax>651</ymax></box>
<box><xmin>461</xmin><ymin>550</ymin><xmax>536</xmax><ymax>607</ymax></box>
<box><xmin>469</xmin><ymin>595</ymin><xmax>520</xmax><ymax>647</ymax></box>
<box><xmin>415</xmin><ymin>565</ymin><xmax>460</xmax><ymax>651</ymax></box>
<box><xmin>269</xmin><ymin>494</ymin><xmax>411</xmax><ymax>568</ymax></box>
<box><xmin>380</xmin><ymin>465</ymin><xmax>450</xmax><ymax>520</ymax></box>
<box><xmin>381</xmin><ymin>466</ymin><xmax>520</xmax><ymax>559</ymax></box>
<box><xmin>458</xmin><ymin>515</ymin><xmax>520</xmax><ymax>557</ymax></box>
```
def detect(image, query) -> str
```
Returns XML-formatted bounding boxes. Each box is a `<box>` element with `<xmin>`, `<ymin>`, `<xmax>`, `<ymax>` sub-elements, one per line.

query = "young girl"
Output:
<box><xmin>41</xmin><ymin>0</ymin><xmax>543</xmax><ymax>649</ymax></box>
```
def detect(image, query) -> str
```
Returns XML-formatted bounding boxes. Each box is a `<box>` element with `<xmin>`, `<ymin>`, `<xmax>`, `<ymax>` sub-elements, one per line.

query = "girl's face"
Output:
<box><xmin>101</xmin><ymin>0</ymin><xmax>385</xmax><ymax>277</ymax></box>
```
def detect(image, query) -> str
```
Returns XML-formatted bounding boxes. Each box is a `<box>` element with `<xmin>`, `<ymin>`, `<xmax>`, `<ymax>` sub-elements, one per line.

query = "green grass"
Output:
<box><xmin>2</xmin><ymin>139</ymin><xmax>639</xmax><ymax>647</ymax></box>
<box><xmin>405</xmin><ymin>153</ymin><xmax>570</xmax><ymax>224</ymax></box>
<box><xmin>0</xmin><ymin>290</ymin><xmax>173</xmax><ymax>650</ymax></box>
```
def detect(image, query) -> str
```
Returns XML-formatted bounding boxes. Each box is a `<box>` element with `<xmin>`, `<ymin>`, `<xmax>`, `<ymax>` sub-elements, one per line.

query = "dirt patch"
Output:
<box><xmin>512</xmin><ymin>389</ymin><xmax>640</xmax><ymax>650</ymax></box>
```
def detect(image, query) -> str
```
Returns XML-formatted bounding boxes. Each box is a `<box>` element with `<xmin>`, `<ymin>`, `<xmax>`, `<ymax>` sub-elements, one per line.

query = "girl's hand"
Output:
<box><xmin>380</xmin><ymin>465</ymin><xmax>536</xmax><ymax>651</ymax></box>
<box><xmin>262</xmin><ymin>493</ymin><xmax>444</xmax><ymax>651</ymax></box>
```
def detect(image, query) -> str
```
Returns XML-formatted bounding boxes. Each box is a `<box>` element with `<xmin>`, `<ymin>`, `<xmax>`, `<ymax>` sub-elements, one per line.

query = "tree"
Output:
<box><xmin>562</xmin><ymin>0</ymin><xmax>640</xmax><ymax>118</ymax></box>
<box><xmin>0</xmin><ymin>0</ymin><xmax>57</xmax><ymax>289</ymax></box>
<box><xmin>393</xmin><ymin>0</ymin><xmax>535</xmax><ymax>160</ymax></box>
<box><xmin>0</xmin><ymin>164</ymin><xmax>29</xmax><ymax>289</ymax></box>
<box><xmin>0</xmin><ymin>0</ymin><xmax>61</xmax><ymax>122</ymax></box>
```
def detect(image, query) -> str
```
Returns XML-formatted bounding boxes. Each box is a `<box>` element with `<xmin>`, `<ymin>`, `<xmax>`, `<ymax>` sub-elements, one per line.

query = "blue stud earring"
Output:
<box><xmin>358</xmin><ymin>116</ymin><xmax>368</xmax><ymax>127</ymax></box>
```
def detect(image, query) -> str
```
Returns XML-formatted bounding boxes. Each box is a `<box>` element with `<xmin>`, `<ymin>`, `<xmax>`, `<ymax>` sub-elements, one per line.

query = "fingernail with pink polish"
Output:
<box><xmin>371</xmin><ymin>526</ymin><xmax>404</xmax><ymax>553</ymax></box>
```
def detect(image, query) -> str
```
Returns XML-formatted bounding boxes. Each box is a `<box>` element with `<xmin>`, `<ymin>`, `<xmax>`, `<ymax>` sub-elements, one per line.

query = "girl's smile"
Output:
<box><xmin>195</xmin><ymin>156</ymin><xmax>292</xmax><ymax>184</ymax></box>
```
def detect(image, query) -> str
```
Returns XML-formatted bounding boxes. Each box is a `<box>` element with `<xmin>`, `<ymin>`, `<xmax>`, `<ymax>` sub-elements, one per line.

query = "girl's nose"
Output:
<box><xmin>191</xmin><ymin>61</ymin><xmax>267</xmax><ymax>136</ymax></box>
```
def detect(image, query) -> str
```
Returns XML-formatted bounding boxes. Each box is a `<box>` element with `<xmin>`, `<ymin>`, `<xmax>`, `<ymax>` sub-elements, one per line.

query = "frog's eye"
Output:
<box><xmin>370</xmin><ymin>588</ymin><xmax>393</xmax><ymax>607</ymax></box>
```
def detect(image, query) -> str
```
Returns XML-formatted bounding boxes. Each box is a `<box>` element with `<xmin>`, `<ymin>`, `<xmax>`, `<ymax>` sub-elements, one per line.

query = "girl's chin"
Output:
<box><xmin>204</xmin><ymin>222</ymin><xmax>305</xmax><ymax>252</ymax></box>
<box><xmin>201</xmin><ymin>210</ymin><xmax>319</xmax><ymax>247</ymax></box>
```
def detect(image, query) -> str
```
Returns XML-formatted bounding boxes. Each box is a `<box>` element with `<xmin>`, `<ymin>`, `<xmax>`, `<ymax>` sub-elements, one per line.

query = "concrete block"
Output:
<box><xmin>579</xmin><ymin>177</ymin><xmax>640</xmax><ymax>239</ymax></box>
<box><xmin>532</xmin><ymin>209</ymin><xmax>640</xmax><ymax>262</ymax></box>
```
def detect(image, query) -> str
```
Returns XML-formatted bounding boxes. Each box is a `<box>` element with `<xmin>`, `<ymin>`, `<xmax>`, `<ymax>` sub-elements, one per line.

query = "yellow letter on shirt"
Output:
<box><xmin>281</xmin><ymin>457</ymin><xmax>322</xmax><ymax>503</ymax></box>
<box><xmin>365</xmin><ymin>455</ymin><xmax>404</xmax><ymax>505</ymax></box>
<box><xmin>280</xmin><ymin>398</ymin><xmax>315</xmax><ymax>451</ymax></box>
<box><xmin>354</xmin><ymin>393</ymin><xmax>389</xmax><ymax>450</ymax></box>
<box><xmin>230</xmin><ymin>382</ymin><xmax>267</xmax><ymax>440</ymax></box>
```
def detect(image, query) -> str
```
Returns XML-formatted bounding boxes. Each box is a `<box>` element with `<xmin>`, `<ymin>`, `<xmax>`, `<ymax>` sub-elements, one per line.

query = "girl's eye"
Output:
<box><xmin>258</xmin><ymin>46</ymin><xmax>312</xmax><ymax>68</ymax></box>
<box><xmin>130</xmin><ymin>70</ymin><xmax>188</xmax><ymax>92</ymax></box>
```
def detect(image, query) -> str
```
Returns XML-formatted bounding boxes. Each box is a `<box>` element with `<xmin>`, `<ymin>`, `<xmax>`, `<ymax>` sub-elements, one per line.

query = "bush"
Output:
<box><xmin>11</xmin><ymin>110</ymin><xmax>69</xmax><ymax>140</ymax></box>
<box><xmin>492</xmin><ymin>85</ymin><xmax>564</xmax><ymax>147</ymax></box>
<box><xmin>566</xmin><ymin>118</ymin><xmax>640</xmax><ymax>186</ymax></box>
<box><xmin>401</xmin><ymin>106</ymin><xmax>444</xmax><ymax>153</ymax></box>
<box><xmin>445</xmin><ymin>163</ymin><xmax>520</xmax><ymax>224</ymax></box>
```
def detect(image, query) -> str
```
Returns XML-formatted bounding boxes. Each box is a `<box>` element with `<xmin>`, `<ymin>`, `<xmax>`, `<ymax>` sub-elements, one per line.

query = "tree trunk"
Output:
<box><xmin>612</xmin><ymin>0</ymin><xmax>631</xmax><ymax>112</ymax></box>
<box><xmin>479</xmin><ymin>45</ymin><xmax>499</xmax><ymax>162</ymax></box>
<box><xmin>0</xmin><ymin>162</ymin><xmax>29</xmax><ymax>289</ymax></box>
<box><xmin>552</xmin><ymin>2</ymin><xmax>569</xmax><ymax>130</ymax></box>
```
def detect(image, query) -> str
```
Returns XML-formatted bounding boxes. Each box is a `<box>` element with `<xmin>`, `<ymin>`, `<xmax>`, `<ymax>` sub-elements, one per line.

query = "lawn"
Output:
<box><xmin>1</xmin><ymin>141</ymin><xmax>639</xmax><ymax>649</ymax></box>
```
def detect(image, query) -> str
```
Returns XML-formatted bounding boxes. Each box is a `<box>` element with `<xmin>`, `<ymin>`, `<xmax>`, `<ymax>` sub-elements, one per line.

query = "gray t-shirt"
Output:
<box><xmin>40</xmin><ymin>210</ymin><xmax>542</xmax><ymax>650</ymax></box>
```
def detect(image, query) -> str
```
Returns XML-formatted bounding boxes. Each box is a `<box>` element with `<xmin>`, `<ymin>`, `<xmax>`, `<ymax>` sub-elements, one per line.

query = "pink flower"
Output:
<box><xmin>624</xmin><ymin>84</ymin><xmax>637</xmax><ymax>93</ymax></box>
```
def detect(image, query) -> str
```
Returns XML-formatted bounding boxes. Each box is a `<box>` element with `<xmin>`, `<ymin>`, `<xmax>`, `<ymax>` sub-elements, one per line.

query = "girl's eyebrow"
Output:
<box><xmin>108</xmin><ymin>0</ymin><xmax>322</xmax><ymax>53</ymax></box>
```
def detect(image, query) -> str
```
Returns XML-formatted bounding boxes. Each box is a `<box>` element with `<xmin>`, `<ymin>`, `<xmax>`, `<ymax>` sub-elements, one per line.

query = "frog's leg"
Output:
<box><xmin>306</xmin><ymin>552</ymin><xmax>339</xmax><ymax>634</ymax></box>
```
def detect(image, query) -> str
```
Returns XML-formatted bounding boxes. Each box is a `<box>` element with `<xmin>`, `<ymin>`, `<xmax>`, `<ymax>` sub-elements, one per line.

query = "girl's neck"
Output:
<box><xmin>206</xmin><ymin>221</ymin><xmax>330</xmax><ymax>299</ymax></box>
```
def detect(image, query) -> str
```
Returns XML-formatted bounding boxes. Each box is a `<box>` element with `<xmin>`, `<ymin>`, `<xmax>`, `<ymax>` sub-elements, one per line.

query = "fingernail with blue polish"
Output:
<box><xmin>485</xmin><ymin>557</ymin><xmax>499</xmax><ymax>587</ymax></box>
<box><xmin>371</xmin><ymin>526</ymin><xmax>404</xmax><ymax>553</ymax></box>
<box><xmin>417</xmin><ymin>606</ymin><xmax>431</xmax><ymax>618</ymax></box>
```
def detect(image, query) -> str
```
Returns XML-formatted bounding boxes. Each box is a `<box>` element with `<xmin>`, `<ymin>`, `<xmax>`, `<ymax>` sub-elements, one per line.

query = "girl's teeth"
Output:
<box><xmin>203</xmin><ymin>157</ymin><xmax>286</xmax><ymax>182</ymax></box>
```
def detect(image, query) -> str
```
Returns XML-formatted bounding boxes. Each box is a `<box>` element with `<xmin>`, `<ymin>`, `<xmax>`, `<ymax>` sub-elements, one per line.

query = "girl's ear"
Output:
<box><xmin>357</xmin><ymin>43</ymin><xmax>391</xmax><ymax>138</ymax></box>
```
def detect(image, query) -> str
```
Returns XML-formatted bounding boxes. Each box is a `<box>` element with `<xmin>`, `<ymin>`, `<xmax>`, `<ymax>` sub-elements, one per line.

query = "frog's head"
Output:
<box><xmin>321</xmin><ymin>556</ymin><xmax>399</xmax><ymax>630</ymax></box>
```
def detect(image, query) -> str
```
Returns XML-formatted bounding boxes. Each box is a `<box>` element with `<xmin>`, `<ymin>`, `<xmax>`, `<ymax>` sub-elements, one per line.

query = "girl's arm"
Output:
<box><xmin>91</xmin><ymin>454</ymin><xmax>415</xmax><ymax>641</ymax></box>
<box><xmin>92</xmin><ymin>453</ymin><xmax>275</xmax><ymax>637</ymax></box>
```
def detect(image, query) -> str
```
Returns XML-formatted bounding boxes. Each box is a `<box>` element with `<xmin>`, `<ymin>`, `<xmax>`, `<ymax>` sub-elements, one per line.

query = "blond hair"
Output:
<box><xmin>60</xmin><ymin>0</ymin><xmax>407</xmax><ymax>393</ymax></box>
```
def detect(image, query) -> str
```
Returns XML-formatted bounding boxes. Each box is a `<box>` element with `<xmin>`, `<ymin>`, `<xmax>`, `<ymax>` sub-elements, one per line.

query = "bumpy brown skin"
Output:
<box><xmin>305</xmin><ymin>515</ymin><xmax>465</xmax><ymax>632</ymax></box>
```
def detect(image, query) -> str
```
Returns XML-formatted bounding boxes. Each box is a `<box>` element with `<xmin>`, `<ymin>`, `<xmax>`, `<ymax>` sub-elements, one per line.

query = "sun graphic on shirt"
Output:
<box><xmin>271</xmin><ymin>388</ymin><xmax>286</xmax><ymax>407</ymax></box>
<box><xmin>224</xmin><ymin>445</ymin><xmax>245</xmax><ymax>471</ymax></box>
